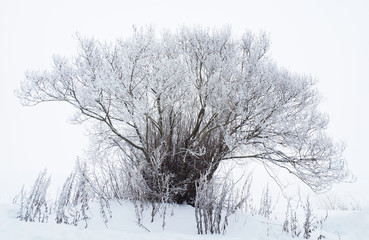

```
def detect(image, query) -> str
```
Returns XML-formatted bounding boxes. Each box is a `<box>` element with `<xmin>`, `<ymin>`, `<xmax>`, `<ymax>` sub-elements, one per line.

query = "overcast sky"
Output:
<box><xmin>1</xmin><ymin>0</ymin><xmax>368</xmax><ymax>204</ymax></box>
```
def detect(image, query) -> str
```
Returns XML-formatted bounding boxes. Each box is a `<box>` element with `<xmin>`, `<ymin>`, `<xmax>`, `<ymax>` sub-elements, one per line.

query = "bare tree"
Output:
<box><xmin>17</xmin><ymin>26</ymin><xmax>349</xmax><ymax>205</ymax></box>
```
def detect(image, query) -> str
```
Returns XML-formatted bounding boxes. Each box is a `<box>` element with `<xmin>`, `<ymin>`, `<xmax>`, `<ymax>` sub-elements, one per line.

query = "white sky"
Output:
<box><xmin>1</xmin><ymin>0</ymin><xmax>368</xmax><ymax>204</ymax></box>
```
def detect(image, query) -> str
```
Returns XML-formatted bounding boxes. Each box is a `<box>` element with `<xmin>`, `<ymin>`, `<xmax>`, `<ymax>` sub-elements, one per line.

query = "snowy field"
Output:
<box><xmin>1</xmin><ymin>201</ymin><xmax>367</xmax><ymax>240</ymax></box>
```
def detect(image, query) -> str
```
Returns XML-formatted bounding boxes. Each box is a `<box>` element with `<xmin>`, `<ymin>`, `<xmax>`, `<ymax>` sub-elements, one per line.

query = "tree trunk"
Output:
<box><xmin>142</xmin><ymin>140</ymin><xmax>226</xmax><ymax>206</ymax></box>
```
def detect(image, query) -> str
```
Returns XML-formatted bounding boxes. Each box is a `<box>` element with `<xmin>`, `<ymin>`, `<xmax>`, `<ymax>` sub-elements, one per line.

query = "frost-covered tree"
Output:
<box><xmin>17</xmin><ymin>26</ymin><xmax>349</xmax><ymax>205</ymax></box>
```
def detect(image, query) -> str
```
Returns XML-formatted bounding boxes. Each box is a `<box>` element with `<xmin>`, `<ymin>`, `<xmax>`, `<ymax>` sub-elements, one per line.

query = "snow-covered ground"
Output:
<box><xmin>0</xmin><ymin>201</ymin><xmax>367</xmax><ymax>240</ymax></box>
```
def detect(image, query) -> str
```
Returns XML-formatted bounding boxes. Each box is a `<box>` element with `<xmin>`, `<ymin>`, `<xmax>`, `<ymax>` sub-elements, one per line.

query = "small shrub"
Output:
<box><xmin>16</xmin><ymin>169</ymin><xmax>51</xmax><ymax>223</ymax></box>
<box><xmin>194</xmin><ymin>170</ymin><xmax>252</xmax><ymax>234</ymax></box>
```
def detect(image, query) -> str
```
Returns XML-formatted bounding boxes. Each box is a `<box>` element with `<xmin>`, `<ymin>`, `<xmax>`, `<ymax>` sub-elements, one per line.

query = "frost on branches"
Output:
<box><xmin>17</xmin><ymin>26</ymin><xmax>349</xmax><ymax>205</ymax></box>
